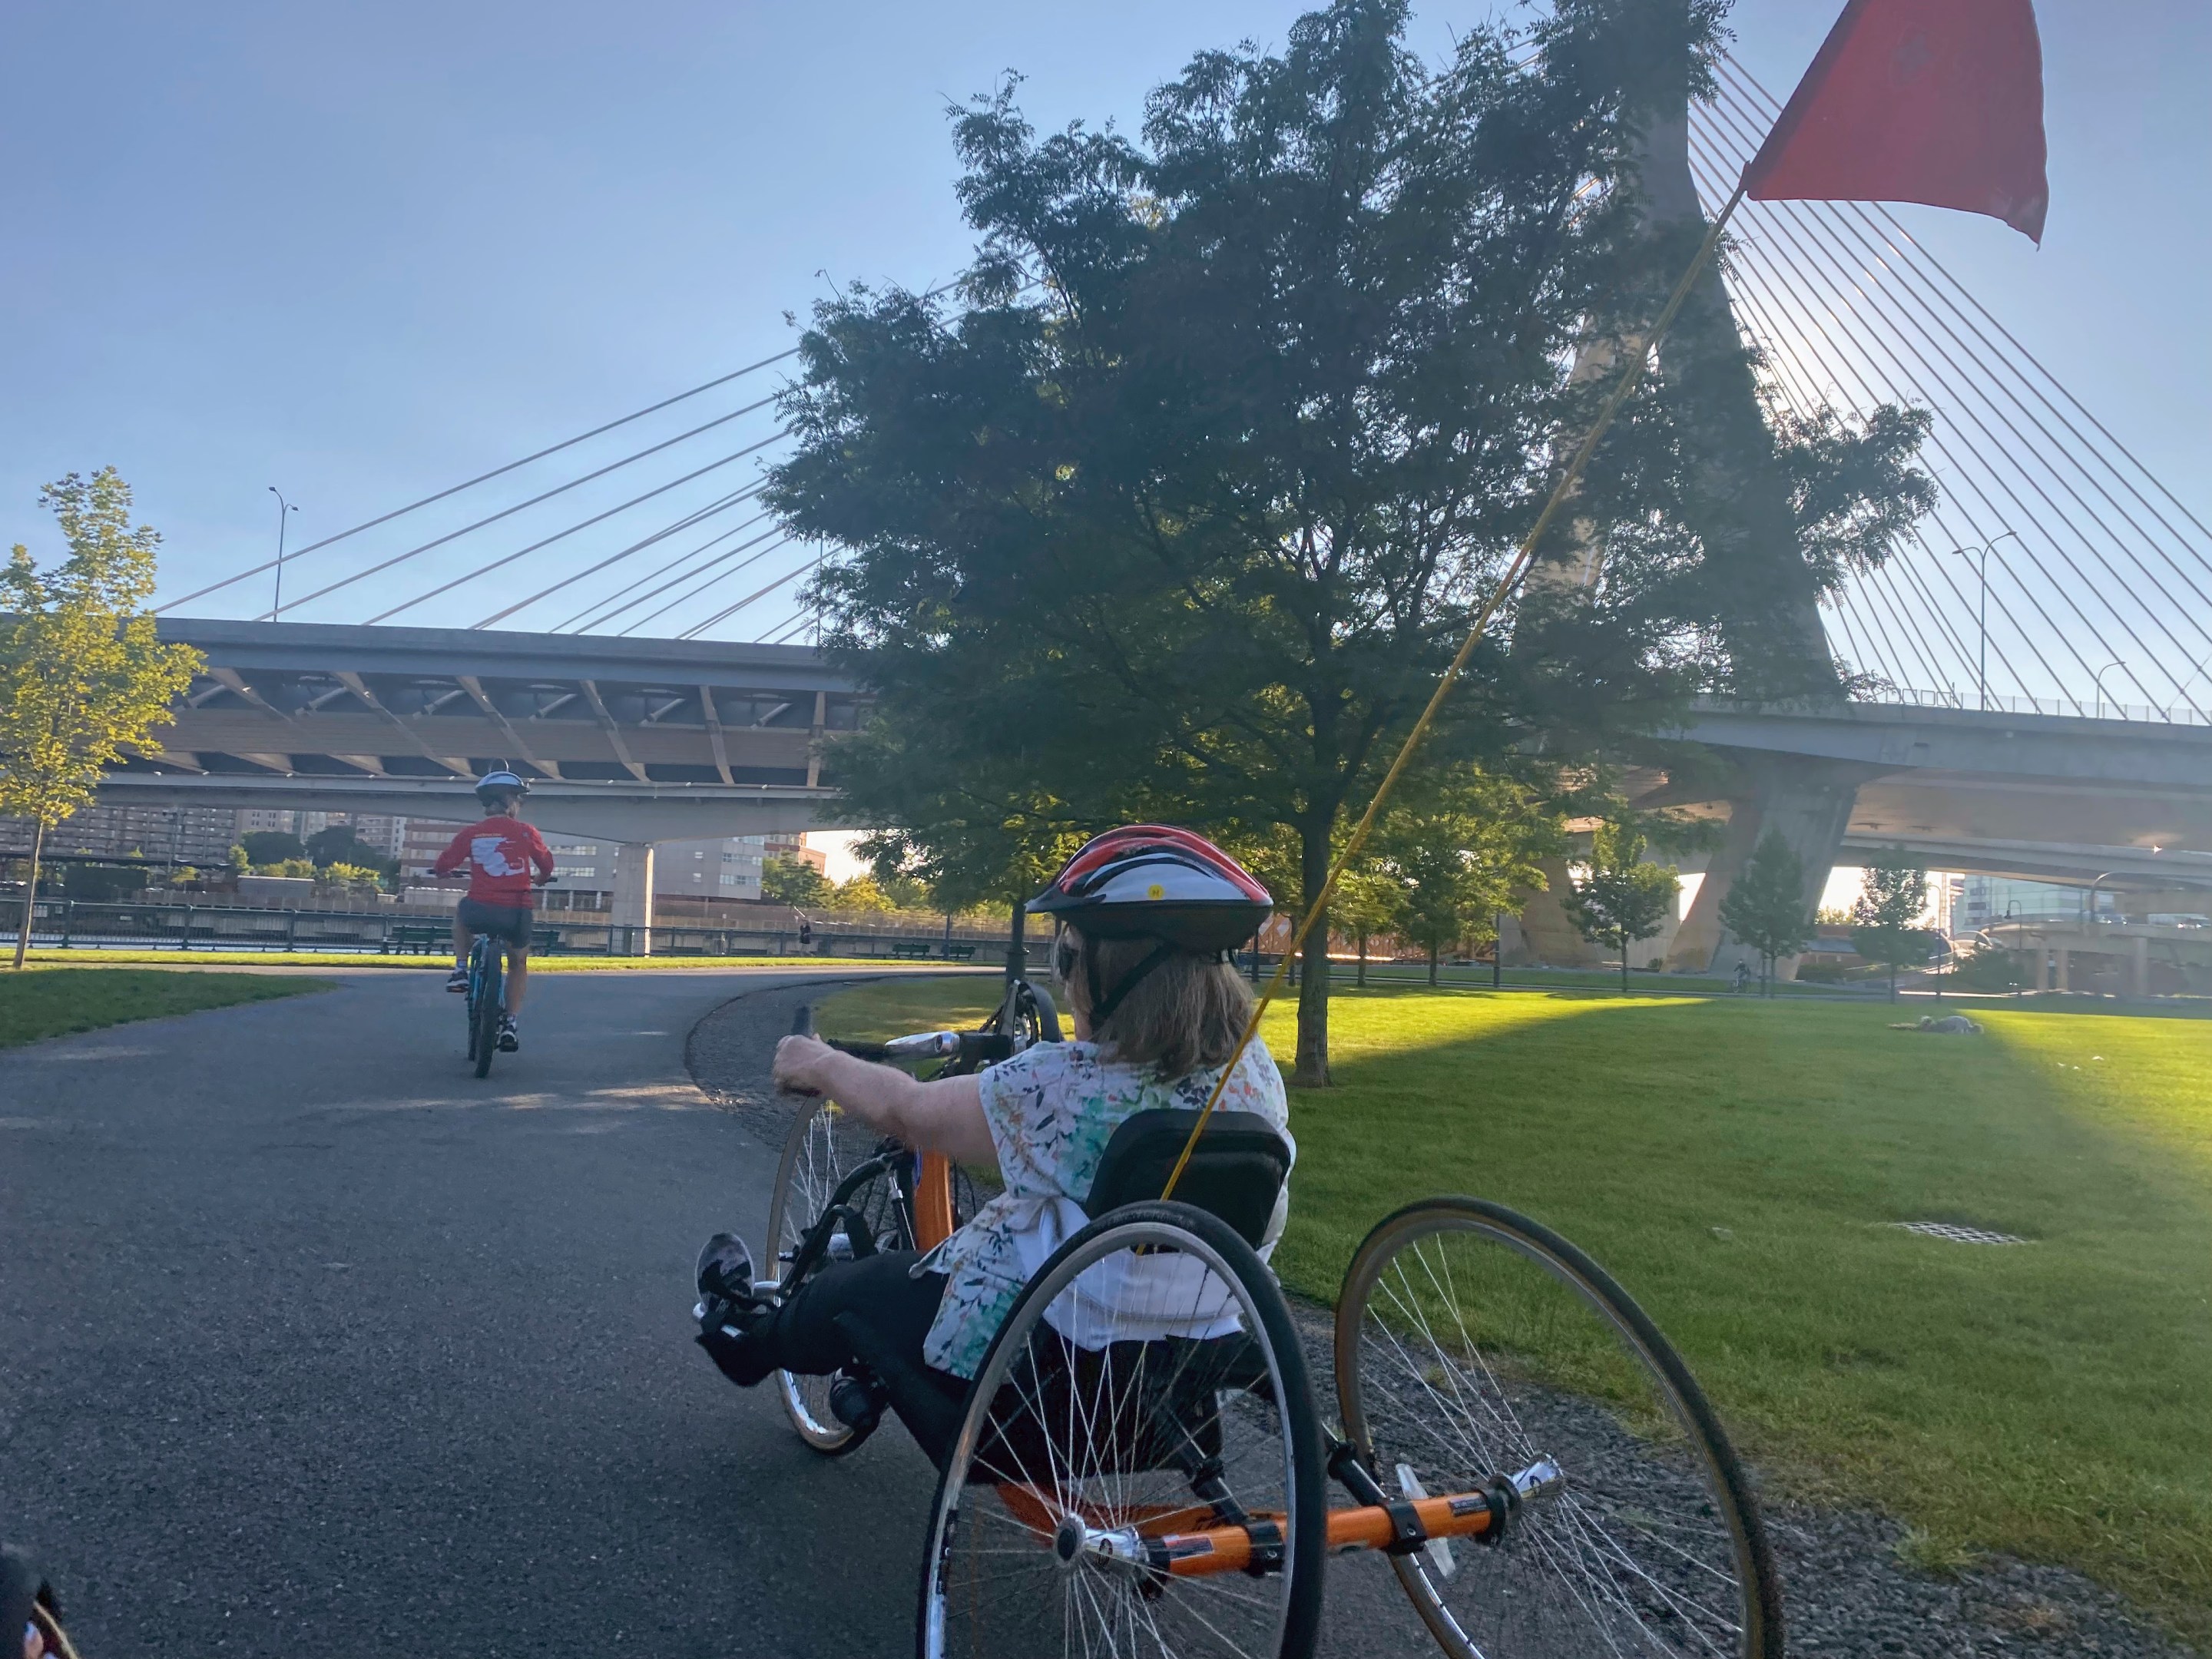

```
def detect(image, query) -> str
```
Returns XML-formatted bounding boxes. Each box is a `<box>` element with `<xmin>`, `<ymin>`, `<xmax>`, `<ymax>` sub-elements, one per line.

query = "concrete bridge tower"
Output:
<box><xmin>1512</xmin><ymin>97</ymin><xmax>1867</xmax><ymax>974</ymax></box>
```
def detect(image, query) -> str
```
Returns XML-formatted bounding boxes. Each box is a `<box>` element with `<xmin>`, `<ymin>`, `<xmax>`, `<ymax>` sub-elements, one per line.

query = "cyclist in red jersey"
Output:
<box><xmin>432</xmin><ymin>770</ymin><xmax>555</xmax><ymax>1051</ymax></box>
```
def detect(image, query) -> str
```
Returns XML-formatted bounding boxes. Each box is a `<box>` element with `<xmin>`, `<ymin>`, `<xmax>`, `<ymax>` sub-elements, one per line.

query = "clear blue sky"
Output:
<box><xmin>4</xmin><ymin>0</ymin><xmax>2207</xmax><ymax>639</ymax></box>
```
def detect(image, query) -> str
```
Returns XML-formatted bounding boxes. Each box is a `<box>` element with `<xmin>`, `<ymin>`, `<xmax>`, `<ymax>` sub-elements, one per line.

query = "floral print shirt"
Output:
<box><xmin>917</xmin><ymin>1038</ymin><xmax>1292</xmax><ymax>1379</ymax></box>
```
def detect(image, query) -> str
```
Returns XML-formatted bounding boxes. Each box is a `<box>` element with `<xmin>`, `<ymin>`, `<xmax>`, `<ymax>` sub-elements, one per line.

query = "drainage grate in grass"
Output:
<box><xmin>1892</xmin><ymin>1221</ymin><xmax>2031</xmax><ymax>1246</ymax></box>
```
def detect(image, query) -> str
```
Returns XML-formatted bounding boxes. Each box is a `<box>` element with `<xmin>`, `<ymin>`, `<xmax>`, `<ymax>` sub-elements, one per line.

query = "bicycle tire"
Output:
<box><xmin>1335</xmin><ymin>1196</ymin><xmax>1783</xmax><ymax>1659</ymax></box>
<box><xmin>763</xmin><ymin>1092</ymin><xmax>916</xmax><ymax>1452</ymax></box>
<box><xmin>472</xmin><ymin>944</ymin><xmax>502</xmax><ymax>1079</ymax></box>
<box><xmin>917</xmin><ymin>1200</ymin><xmax>1326</xmax><ymax>1659</ymax></box>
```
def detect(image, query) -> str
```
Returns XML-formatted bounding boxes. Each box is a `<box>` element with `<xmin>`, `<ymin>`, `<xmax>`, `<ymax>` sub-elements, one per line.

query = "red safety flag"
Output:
<box><xmin>1743</xmin><ymin>0</ymin><xmax>2048</xmax><ymax>243</ymax></box>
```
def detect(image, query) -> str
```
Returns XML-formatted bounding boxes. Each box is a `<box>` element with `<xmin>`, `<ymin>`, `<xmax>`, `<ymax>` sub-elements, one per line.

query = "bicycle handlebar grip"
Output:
<box><xmin>791</xmin><ymin>1005</ymin><xmax>815</xmax><ymax>1038</ymax></box>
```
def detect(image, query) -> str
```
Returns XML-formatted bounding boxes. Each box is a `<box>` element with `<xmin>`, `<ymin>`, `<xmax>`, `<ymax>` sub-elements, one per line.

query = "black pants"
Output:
<box><xmin>704</xmin><ymin>1250</ymin><xmax>954</xmax><ymax>1387</ymax></box>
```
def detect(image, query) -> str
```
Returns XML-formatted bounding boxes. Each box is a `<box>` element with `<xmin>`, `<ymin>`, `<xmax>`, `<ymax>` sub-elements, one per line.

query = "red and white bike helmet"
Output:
<box><xmin>1028</xmin><ymin>825</ymin><xmax>1273</xmax><ymax>955</ymax></box>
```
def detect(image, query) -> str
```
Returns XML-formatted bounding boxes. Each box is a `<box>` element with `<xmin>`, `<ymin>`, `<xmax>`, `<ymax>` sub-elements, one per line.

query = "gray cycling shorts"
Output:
<box><xmin>455</xmin><ymin>898</ymin><xmax>532</xmax><ymax>947</ymax></box>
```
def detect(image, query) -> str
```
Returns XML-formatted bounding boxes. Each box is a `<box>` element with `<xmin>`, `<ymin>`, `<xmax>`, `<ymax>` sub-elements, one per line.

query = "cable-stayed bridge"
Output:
<box><xmin>111</xmin><ymin>54</ymin><xmax>2212</xmax><ymax>965</ymax></box>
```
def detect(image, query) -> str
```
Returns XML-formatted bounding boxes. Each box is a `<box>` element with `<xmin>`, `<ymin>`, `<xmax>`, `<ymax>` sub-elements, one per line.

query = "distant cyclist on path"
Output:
<box><xmin>433</xmin><ymin>769</ymin><xmax>555</xmax><ymax>1051</ymax></box>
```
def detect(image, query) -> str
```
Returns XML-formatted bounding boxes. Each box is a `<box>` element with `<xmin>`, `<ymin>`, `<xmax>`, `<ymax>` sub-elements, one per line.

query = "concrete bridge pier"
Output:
<box><xmin>610</xmin><ymin>843</ymin><xmax>656</xmax><ymax>955</ymax></box>
<box><xmin>1667</xmin><ymin>753</ymin><xmax>1877</xmax><ymax>977</ymax></box>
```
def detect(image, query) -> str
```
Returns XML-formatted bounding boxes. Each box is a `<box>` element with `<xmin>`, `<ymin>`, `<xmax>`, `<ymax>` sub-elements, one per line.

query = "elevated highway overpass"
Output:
<box><xmin>104</xmin><ymin>618</ymin><xmax>853</xmax><ymax>843</ymax></box>
<box><xmin>83</xmin><ymin>620</ymin><xmax>2212</xmax><ymax>961</ymax></box>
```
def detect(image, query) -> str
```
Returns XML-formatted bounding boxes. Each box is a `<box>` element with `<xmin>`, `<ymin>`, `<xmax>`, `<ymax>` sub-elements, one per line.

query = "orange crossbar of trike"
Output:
<box><xmin>995</xmin><ymin>1484</ymin><xmax>1497</xmax><ymax>1578</ymax></box>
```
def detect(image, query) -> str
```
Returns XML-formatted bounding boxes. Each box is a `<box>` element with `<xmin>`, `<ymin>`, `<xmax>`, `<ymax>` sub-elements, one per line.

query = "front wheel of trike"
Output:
<box><xmin>918</xmin><ymin>1201</ymin><xmax>1326</xmax><ymax>1659</ymax></box>
<box><xmin>1335</xmin><ymin>1197</ymin><xmax>1784</xmax><ymax>1659</ymax></box>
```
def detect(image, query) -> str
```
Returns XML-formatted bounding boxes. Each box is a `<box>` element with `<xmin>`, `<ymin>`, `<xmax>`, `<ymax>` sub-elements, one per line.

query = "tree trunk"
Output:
<box><xmin>1427</xmin><ymin>942</ymin><xmax>1439</xmax><ymax>986</ymax></box>
<box><xmin>1291</xmin><ymin>822</ymin><xmax>1331</xmax><ymax>1088</ymax></box>
<box><xmin>1620</xmin><ymin>938</ymin><xmax>1630</xmax><ymax>992</ymax></box>
<box><xmin>1356</xmin><ymin>933</ymin><xmax>1368</xmax><ymax>988</ymax></box>
<box><xmin>12</xmin><ymin>818</ymin><xmax>44</xmax><ymax>969</ymax></box>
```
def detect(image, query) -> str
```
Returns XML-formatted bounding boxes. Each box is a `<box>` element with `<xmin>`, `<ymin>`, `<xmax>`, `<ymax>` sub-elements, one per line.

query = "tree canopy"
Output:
<box><xmin>760</xmin><ymin>855</ymin><xmax>834</xmax><ymax>909</ymax></box>
<box><xmin>769</xmin><ymin>0</ymin><xmax>1929</xmax><ymax>1081</ymax></box>
<box><xmin>1567</xmin><ymin>820</ymin><xmax>1679</xmax><ymax>988</ymax></box>
<box><xmin>1716</xmin><ymin>828</ymin><xmax>1813</xmax><ymax>992</ymax></box>
<box><xmin>1850</xmin><ymin>846</ymin><xmax>1931</xmax><ymax>999</ymax></box>
<box><xmin>2</xmin><ymin>470</ymin><xmax>201</xmax><ymax>967</ymax></box>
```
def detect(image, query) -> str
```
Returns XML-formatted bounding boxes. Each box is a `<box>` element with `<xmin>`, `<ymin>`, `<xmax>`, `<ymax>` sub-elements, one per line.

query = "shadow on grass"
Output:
<box><xmin>1275</xmin><ymin>991</ymin><xmax>2212</xmax><ymax>1639</ymax></box>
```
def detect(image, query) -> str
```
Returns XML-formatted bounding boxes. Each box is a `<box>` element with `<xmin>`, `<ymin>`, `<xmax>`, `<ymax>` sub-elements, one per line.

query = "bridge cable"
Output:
<box><xmin>1701</xmin><ymin>75</ymin><xmax>2212</xmax><ymax>718</ymax></box>
<box><xmin>545</xmin><ymin>510</ymin><xmax>777</xmax><ymax>633</ymax></box>
<box><xmin>1681</xmin><ymin>121</ymin><xmax>2088</xmax><ymax>702</ymax></box>
<box><xmin>362</xmin><ymin>435</ymin><xmax>782</xmax><ymax>623</ymax></box>
<box><xmin>473</xmin><ymin>490</ymin><xmax>771</xmax><ymax>630</ymax></box>
<box><xmin>673</xmin><ymin>555</ymin><xmax>818</xmax><ymax>640</ymax></box>
<box><xmin>1703</xmin><ymin>79</ymin><xmax>2212</xmax><ymax>677</ymax></box>
<box><xmin>1683</xmin><ymin>131</ymin><xmax>2098</xmax><ymax>709</ymax></box>
<box><xmin>260</xmin><ymin>398</ymin><xmax>785</xmax><ymax>621</ymax></box>
<box><xmin>155</xmin><ymin>356</ymin><xmax>796</xmax><ymax>614</ymax></box>
<box><xmin>597</xmin><ymin>531</ymin><xmax>793</xmax><ymax>636</ymax></box>
<box><xmin>1722</xmin><ymin>58</ymin><xmax>2212</xmax><ymax>611</ymax></box>
<box><xmin>1687</xmin><ymin>114</ymin><xmax>2181</xmax><ymax>715</ymax></box>
<box><xmin>1717</xmin><ymin>267</ymin><xmax>2007</xmax><ymax>694</ymax></box>
<box><xmin>624</xmin><ymin>539</ymin><xmax>800</xmax><ymax>637</ymax></box>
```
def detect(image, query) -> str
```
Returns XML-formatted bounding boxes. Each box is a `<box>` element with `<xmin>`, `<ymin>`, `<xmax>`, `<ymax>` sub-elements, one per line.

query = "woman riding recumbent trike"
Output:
<box><xmin>693</xmin><ymin>826</ymin><xmax>1781</xmax><ymax>1658</ymax></box>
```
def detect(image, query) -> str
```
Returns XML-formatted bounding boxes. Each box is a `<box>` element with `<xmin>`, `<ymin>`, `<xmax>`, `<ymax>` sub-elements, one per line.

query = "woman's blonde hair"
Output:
<box><xmin>1058</xmin><ymin>926</ymin><xmax>1255</xmax><ymax>1078</ymax></box>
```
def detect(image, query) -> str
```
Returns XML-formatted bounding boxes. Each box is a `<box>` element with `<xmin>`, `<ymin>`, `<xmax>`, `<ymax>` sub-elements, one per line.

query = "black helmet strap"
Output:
<box><xmin>1084</xmin><ymin>938</ymin><xmax>1182</xmax><ymax>1032</ymax></box>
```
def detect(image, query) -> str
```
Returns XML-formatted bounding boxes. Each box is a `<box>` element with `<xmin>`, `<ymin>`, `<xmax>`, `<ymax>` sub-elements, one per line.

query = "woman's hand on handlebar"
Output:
<box><xmin>773</xmin><ymin>1033</ymin><xmax>837</xmax><ymax>1097</ymax></box>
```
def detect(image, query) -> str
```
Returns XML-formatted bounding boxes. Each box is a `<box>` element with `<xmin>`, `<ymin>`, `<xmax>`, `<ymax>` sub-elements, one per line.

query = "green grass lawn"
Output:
<box><xmin>0</xmin><ymin>966</ymin><xmax>330</xmax><ymax>1048</ymax></box>
<box><xmin>816</xmin><ymin>975</ymin><xmax>2212</xmax><ymax>1641</ymax></box>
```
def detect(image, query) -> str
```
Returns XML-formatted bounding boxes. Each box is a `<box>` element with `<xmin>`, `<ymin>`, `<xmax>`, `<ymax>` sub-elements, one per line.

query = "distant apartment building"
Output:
<box><xmin>1952</xmin><ymin>873</ymin><xmax>2113</xmax><ymax>932</ymax></box>
<box><xmin>1</xmin><ymin>803</ymin><xmax>238</xmax><ymax>866</ymax></box>
<box><xmin>235</xmin><ymin>809</ymin><xmax>406</xmax><ymax>859</ymax></box>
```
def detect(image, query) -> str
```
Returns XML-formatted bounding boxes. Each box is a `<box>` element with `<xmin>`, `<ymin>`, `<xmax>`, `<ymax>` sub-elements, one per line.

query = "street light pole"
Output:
<box><xmin>2094</xmin><ymin>659</ymin><xmax>2126</xmax><ymax>720</ymax></box>
<box><xmin>268</xmin><ymin>487</ymin><xmax>297</xmax><ymax>618</ymax></box>
<box><xmin>1942</xmin><ymin>531</ymin><xmax>2018</xmax><ymax>712</ymax></box>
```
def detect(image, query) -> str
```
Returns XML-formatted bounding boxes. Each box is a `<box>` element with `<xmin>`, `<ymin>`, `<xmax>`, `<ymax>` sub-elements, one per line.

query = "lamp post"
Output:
<box><xmin>267</xmin><ymin>487</ymin><xmax>298</xmax><ymax>618</ymax></box>
<box><xmin>2094</xmin><ymin>659</ymin><xmax>2126</xmax><ymax>720</ymax></box>
<box><xmin>1942</xmin><ymin>531</ymin><xmax>2018</xmax><ymax>711</ymax></box>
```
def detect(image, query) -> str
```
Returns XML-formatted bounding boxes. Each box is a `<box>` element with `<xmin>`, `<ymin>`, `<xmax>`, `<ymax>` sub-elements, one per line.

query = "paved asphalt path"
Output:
<box><xmin>1</xmin><ymin>967</ymin><xmax>955</xmax><ymax>1657</ymax></box>
<box><xmin>4</xmin><ymin>965</ymin><xmax>1455</xmax><ymax>1658</ymax></box>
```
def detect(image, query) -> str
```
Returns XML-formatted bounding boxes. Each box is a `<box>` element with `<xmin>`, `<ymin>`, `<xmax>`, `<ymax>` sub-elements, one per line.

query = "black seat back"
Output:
<box><xmin>1081</xmin><ymin>1108</ymin><xmax>1291</xmax><ymax>1248</ymax></box>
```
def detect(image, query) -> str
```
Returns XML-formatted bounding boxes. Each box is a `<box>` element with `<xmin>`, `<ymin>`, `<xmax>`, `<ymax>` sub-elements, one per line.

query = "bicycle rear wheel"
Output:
<box><xmin>919</xmin><ymin>1201</ymin><xmax>1325</xmax><ymax>1659</ymax></box>
<box><xmin>472</xmin><ymin>945</ymin><xmax>502</xmax><ymax>1078</ymax></box>
<box><xmin>1335</xmin><ymin>1197</ymin><xmax>1783</xmax><ymax>1659</ymax></box>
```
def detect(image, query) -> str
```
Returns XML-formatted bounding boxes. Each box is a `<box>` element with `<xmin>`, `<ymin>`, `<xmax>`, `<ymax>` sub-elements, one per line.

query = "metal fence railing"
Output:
<box><xmin>0</xmin><ymin>897</ymin><xmax>1046</xmax><ymax>966</ymax></box>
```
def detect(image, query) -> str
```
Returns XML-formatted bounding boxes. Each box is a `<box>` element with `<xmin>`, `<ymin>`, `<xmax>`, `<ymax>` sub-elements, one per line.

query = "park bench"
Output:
<box><xmin>389</xmin><ymin>922</ymin><xmax>447</xmax><ymax>955</ymax></box>
<box><xmin>889</xmin><ymin>938</ymin><xmax>934</xmax><ymax>960</ymax></box>
<box><xmin>942</xmin><ymin>942</ymin><xmax>978</xmax><ymax>962</ymax></box>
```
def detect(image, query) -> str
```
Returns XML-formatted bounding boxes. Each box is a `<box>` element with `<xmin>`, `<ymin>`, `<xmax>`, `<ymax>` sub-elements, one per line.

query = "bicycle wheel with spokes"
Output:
<box><xmin>1335</xmin><ymin>1197</ymin><xmax>1783</xmax><ymax>1659</ymax></box>
<box><xmin>763</xmin><ymin>1092</ymin><xmax>918</xmax><ymax>1452</ymax></box>
<box><xmin>472</xmin><ymin>945</ymin><xmax>502</xmax><ymax>1079</ymax></box>
<box><xmin>919</xmin><ymin>1201</ymin><xmax>1325</xmax><ymax>1659</ymax></box>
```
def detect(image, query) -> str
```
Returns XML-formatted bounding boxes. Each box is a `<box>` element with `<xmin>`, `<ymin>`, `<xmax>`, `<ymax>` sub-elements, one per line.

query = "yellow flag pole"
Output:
<box><xmin>1161</xmin><ymin>184</ymin><xmax>1748</xmax><ymax>1200</ymax></box>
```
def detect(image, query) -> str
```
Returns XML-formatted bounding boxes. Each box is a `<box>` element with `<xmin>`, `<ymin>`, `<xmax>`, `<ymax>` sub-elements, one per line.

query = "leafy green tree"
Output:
<box><xmin>760</xmin><ymin>855</ymin><xmax>833</xmax><ymax>908</ymax></box>
<box><xmin>1</xmin><ymin>470</ymin><xmax>201</xmax><ymax>967</ymax></box>
<box><xmin>770</xmin><ymin>0</ymin><xmax>1763</xmax><ymax>1083</ymax></box>
<box><xmin>317</xmin><ymin>862</ymin><xmax>386</xmax><ymax>889</ymax></box>
<box><xmin>1849</xmin><ymin>846</ymin><xmax>1931</xmax><ymax>1002</ymax></box>
<box><xmin>1567</xmin><ymin>821</ymin><xmax>1679</xmax><ymax>991</ymax></box>
<box><xmin>306</xmin><ymin>825</ymin><xmax>388</xmax><ymax>872</ymax></box>
<box><xmin>832</xmin><ymin>873</ymin><xmax>894</xmax><ymax>913</ymax></box>
<box><xmin>1373</xmin><ymin>769</ymin><xmax>1559</xmax><ymax>985</ymax></box>
<box><xmin>240</xmin><ymin>830</ymin><xmax>310</xmax><ymax>866</ymax></box>
<box><xmin>227</xmin><ymin>843</ymin><xmax>252</xmax><ymax>873</ymax></box>
<box><xmin>1329</xmin><ymin>865</ymin><xmax>1401</xmax><ymax>988</ymax></box>
<box><xmin>1716</xmin><ymin>829</ymin><xmax>1814</xmax><ymax>995</ymax></box>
